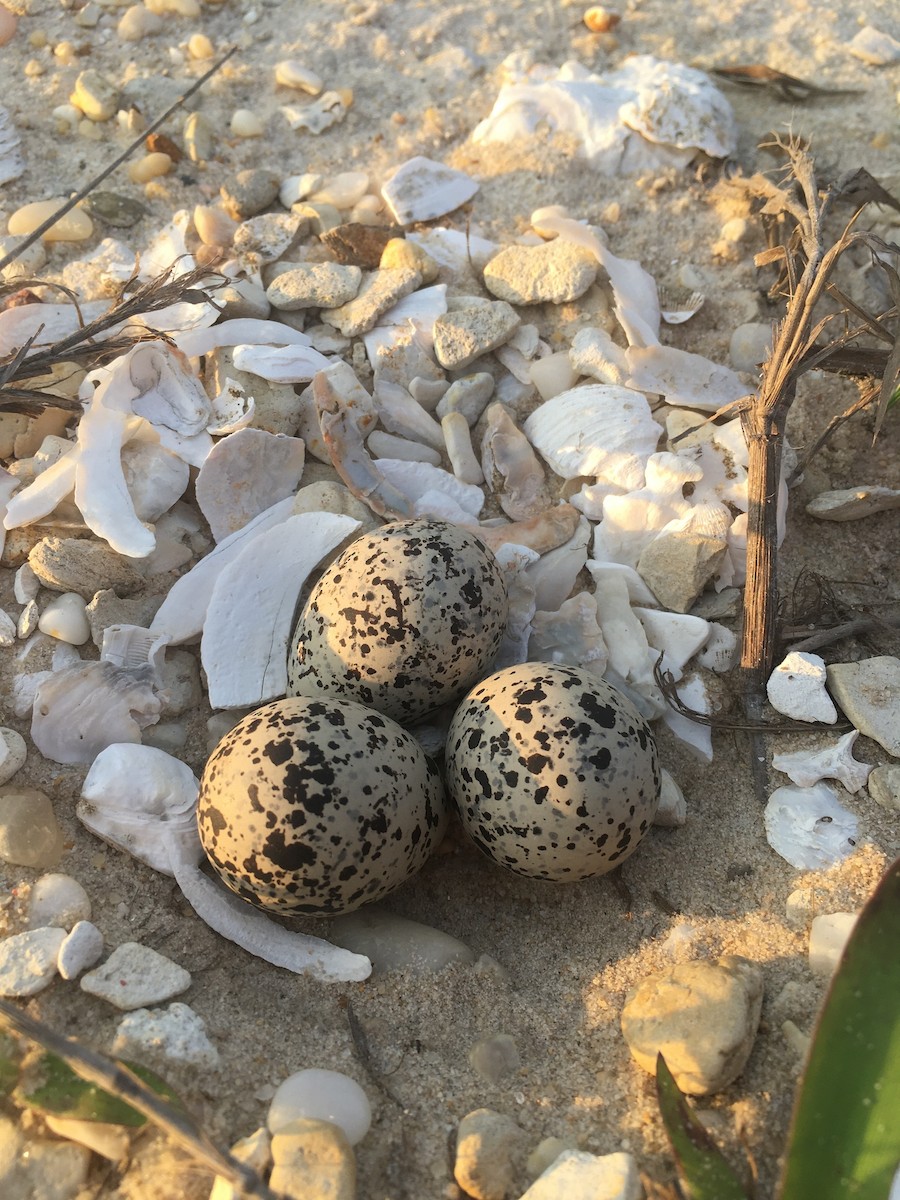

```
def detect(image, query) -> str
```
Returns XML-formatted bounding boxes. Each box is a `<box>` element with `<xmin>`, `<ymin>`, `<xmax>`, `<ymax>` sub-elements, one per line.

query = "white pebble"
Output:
<box><xmin>529</xmin><ymin>350</ymin><xmax>578</xmax><ymax>401</ymax></box>
<box><xmin>279</xmin><ymin>173</ymin><xmax>322</xmax><ymax>208</ymax></box>
<box><xmin>38</xmin><ymin>592</ymin><xmax>91</xmax><ymax>645</ymax></box>
<box><xmin>267</xmin><ymin>1069</ymin><xmax>371</xmax><ymax>1146</ymax></box>
<box><xmin>127</xmin><ymin>152</ymin><xmax>172</xmax><ymax>183</ymax></box>
<box><xmin>44</xmin><ymin>1115</ymin><xmax>130</xmax><ymax>1162</ymax></box>
<box><xmin>28</xmin><ymin>873</ymin><xmax>92</xmax><ymax>930</ymax></box>
<box><xmin>112</xmin><ymin>1001</ymin><xmax>220</xmax><ymax>1067</ymax></box>
<box><xmin>14</xmin><ymin>562</ymin><xmax>40</xmax><ymax>604</ymax></box>
<box><xmin>144</xmin><ymin>0</ymin><xmax>200</xmax><ymax>14</ymax></box>
<box><xmin>8</xmin><ymin>199</ymin><xmax>93</xmax><ymax>242</ymax></box>
<box><xmin>766</xmin><ymin>651</ymin><xmax>837</xmax><ymax>724</ymax></box>
<box><xmin>0</xmin><ymin>609</ymin><xmax>15</xmax><ymax>646</ymax></box>
<box><xmin>52</xmin><ymin>104</ymin><xmax>82</xmax><ymax>134</ymax></box>
<box><xmin>309</xmin><ymin>171</ymin><xmax>369</xmax><ymax>211</ymax></box>
<box><xmin>231</xmin><ymin>109</ymin><xmax>265</xmax><ymax>138</ymax></box>
<box><xmin>274</xmin><ymin>60</ymin><xmax>324</xmax><ymax>95</ymax></box>
<box><xmin>808</xmin><ymin>912</ymin><xmax>857</xmax><ymax>977</ymax></box>
<box><xmin>80</xmin><ymin>942</ymin><xmax>191</xmax><ymax>1010</ymax></box>
<box><xmin>17</xmin><ymin>600</ymin><xmax>40</xmax><ymax>638</ymax></box>
<box><xmin>0</xmin><ymin>927</ymin><xmax>65</xmax><ymax>996</ymax></box>
<box><xmin>58</xmin><ymin>920</ymin><xmax>104</xmax><ymax>979</ymax></box>
<box><xmin>0</xmin><ymin>728</ymin><xmax>27</xmax><ymax>785</ymax></box>
<box><xmin>117</xmin><ymin>5</ymin><xmax>163</xmax><ymax>41</ymax></box>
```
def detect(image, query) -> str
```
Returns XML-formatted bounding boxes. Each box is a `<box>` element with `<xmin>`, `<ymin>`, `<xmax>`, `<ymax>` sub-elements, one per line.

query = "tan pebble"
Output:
<box><xmin>380</xmin><ymin>237</ymin><xmax>439</xmax><ymax>284</ymax></box>
<box><xmin>28</xmin><ymin>29</ymin><xmax>47</xmax><ymax>47</ymax></box>
<box><xmin>183</xmin><ymin>111</ymin><xmax>214</xmax><ymax>162</ymax></box>
<box><xmin>349</xmin><ymin>194</ymin><xmax>385</xmax><ymax>225</ymax></box>
<box><xmin>53</xmin><ymin>40</ymin><xmax>77</xmax><ymax>63</ymax></box>
<box><xmin>8</xmin><ymin>201</ymin><xmax>93</xmax><ymax>243</ymax></box>
<box><xmin>127</xmin><ymin>152</ymin><xmax>172</xmax><ymax>183</ymax></box>
<box><xmin>871</xmin><ymin>131</ymin><xmax>890</xmax><ymax>149</ymax></box>
<box><xmin>337</xmin><ymin>88</ymin><xmax>354</xmax><ymax>108</ymax></box>
<box><xmin>78</xmin><ymin>119</ymin><xmax>105</xmax><ymax>141</ymax></box>
<box><xmin>274</xmin><ymin>60</ymin><xmax>324</xmax><ymax>95</ymax></box>
<box><xmin>230</xmin><ymin>108</ymin><xmax>264</xmax><ymax>137</ymax></box>
<box><xmin>602</xmin><ymin>200</ymin><xmax>621</xmax><ymax>223</ymax></box>
<box><xmin>0</xmin><ymin>6</ymin><xmax>17</xmax><ymax>45</ymax></box>
<box><xmin>143</xmin><ymin>180</ymin><xmax>172</xmax><ymax>202</ymax></box>
<box><xmin>187</xmin><ymin>32</ymin><xmax>213</xmax><ymax>58</ymax></box>
<box><xmin>52</xmin><ymin>104</ymin><xmax>82</xmax><ymax>134</ymax></box>
<box><xmin>583</xmin><ymin>5</ymin><xmax>620</xmax><ymax>31</ymax></box>
<box><xmin>144</xmin><ymin>0</ymin><xmax>200</xmax><ymax>14</ymax></box>
<box><xmin>117</xmin><ymin>4</ymin><xmax>162</xmax><ymax>40</ymax></box>
<box><xmin>75</xmin><ymin>3</ymin><xmax>101</xmax><ymax>26</ymax></box>
<box><xmin>193</xmin><ymin>204</ymin><xmax>237</xmax><ymax>247</ymax></box>
<box><xmin>24</xmin><ymin>57</ymin><xmax>44</xmax><ymax>77</ymax></box>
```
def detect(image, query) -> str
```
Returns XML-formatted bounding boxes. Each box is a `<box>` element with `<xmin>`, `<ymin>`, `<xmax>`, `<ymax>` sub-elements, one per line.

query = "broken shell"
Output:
<box><xmin>32</xmin><ymin>663</ymin><xmax>162</xmax><ymax>765</ymax></box>
<box><xmin>764</xmin><ymin>782</ymin><xmax>858</xmax><ymax>871</ymax></box>
<box><xmin>78</xmin><ymin>743</ymin><xmax>201</xmax><ymax>874</ymax></box>
<box><xmin>481</xmin><ymin>402</ymin><xmax>551</xmax><ymax>520</ymax></box>
<box><xmin>772</xmin><ymin>731</ymin><xmax>872</xmax><ymax>793</ymax></box>
<box><xmin>194</xmin><ymin>429</ymin><xmax>306</xmax><ymax>543</ymax></box>
<box><xmin>767</xmin><ymin>651</ymin><xmax>837</xmax><ymax>724</ymax></box>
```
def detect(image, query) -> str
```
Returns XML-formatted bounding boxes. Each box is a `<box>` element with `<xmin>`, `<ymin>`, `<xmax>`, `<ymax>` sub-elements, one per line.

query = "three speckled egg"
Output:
<box><xmin>445</xmin><ymin>662</ymin><xmax>661</xmax><ymax>881</ymax></box>
<box><xmin>197</xmin><ymin>696</ymin><xmax>447</xmax><ymax>914</ymax></box>
<box><xmin>287</xmin><ymin>518</ymin><xmax>508</xmax><ymax>722</ymax></box>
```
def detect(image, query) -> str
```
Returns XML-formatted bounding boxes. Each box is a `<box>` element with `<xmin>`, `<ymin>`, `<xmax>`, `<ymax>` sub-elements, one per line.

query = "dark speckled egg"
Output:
<box><xmin>287</xmin><ymin>518</ymin><xmax>508</xmax><ymax>723</ymax></box>
<box><xmin>445</xmin><ymin>662</ymin><xmax>660</xmax><ymax>881</ymax></box>
<box><xmin>197</xmin><ymin>696</ymin><xmax>448</xmax><ymax>914</ymax></box>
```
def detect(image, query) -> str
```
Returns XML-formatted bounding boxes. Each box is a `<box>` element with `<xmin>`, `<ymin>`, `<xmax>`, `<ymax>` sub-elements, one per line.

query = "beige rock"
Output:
<box><xmin>269</xmin><ymin>1117</ymin><xmax>356</xmax><ymax>1200</ymax></box>
<box><xmin>70</xmin><ymin>68</ymin><xmax>119</xmax><ymax>121</ymax></box>
<box><xmin>322</xmin><ymin>267</ymin><xmax>421</xmax><ymax>336</ymax></box>
<box><xmin>484</xmin><ymin>240</ymin><xmax>598</xmax><ymax>305</ymax></box>
<box><xmin>433</xmin><ymin>302</ymin><xmax>521</xmax><ymax>371</ymax></box>
<box><xmin>826</xmin><ymin>656</ymin><xmax>900</xmax><ymax>756</ymax></box>
<box><xmin>7</xmin><ymin>199</ymin><xmax>93</xmax><ymax>242</ymax></box>
<box><xmin>621</xmin><ymin>954</ymin><xmax>764</xmax><ymax>1095</ymax></box>
<box><xmin>0</xmin><ymin>787</ymin><xmax>64</xmax><ymax>869</ymax></box>
<box><xmin>637</xmin><ymin>526</ymin><xmax>728</xmax><ymax>613</ymax></box>
<box><xmin>29</xmin><ymin>537</ymin><xmax>145</xmax><ymax>598</ymax></box>
<box><xmin>267</xmin><ymin>263</ymin><xmax>362</xmax><ymax>311</ymax></box>
<box><xmin>379</xmin><ymin>237</ymin><xmax>439</xmax><ymax>283</ymax></box>
<box><xmin>86</xmin><ymin>589</ymin><xmax>163</xmax><ymax>648</ymax></box>
<box><xmin>454</xmin><ymin>1108</ymin><xmax>529</xmax><ymax>1200</ymax></box>
<box><xmin>868</xmin><ymin>764</ymin><xmax>900</xmax><ymax>811</ymax></box>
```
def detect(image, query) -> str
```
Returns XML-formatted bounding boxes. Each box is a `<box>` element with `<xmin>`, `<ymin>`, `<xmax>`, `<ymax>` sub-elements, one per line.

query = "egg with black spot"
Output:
<box><xmin>445</xmin><ymin>662</ymin><xmax>660</xmax><ymax>881</ymax></box>
<box><xmin>197</xmin><ymin>696</ymin><xmax>448</xmax><ymax>914</ymax></box>
<box><xmin>287</xmin><ymin>518</ymin><xmax>508</xmax><ymax>723</ymax></box>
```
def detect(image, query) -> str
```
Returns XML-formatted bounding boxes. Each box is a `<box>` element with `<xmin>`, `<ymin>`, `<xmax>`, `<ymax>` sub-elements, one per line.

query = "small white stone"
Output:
<box><xmin>0</xmin><ymin>609</ymin><xmax>16</xmax><ymax>647</ymax></box>
<box><xmin>230</xmin><ymin>108</ymin><xmax>265</xmax><ymax>138</ymax></box>
<box><xmin>268</xmin><ymin>1069</ymin><xmax>371</xmax><ymax>1146</ymax></box>
<box><xmin>310</xmin><ymin>171</ymin><xmax>370</xmax><ymax>211</ymax></box>
<box><xmin>58</xmin><ymin>921</ymin><xmax>104</xmax><ymax>980</ymax></box>
<box><xmin>848</xmin><ymin>25</ymin><xmax>900</xmax><ymax>66</ymax></box>
<box><xmin>521</xmin><ymin>1149</ymin><xmax>642</xmax><ymax>1200</ymax></box>
<box><xmin>0</xmin><ymin>927</ymin><xmax>65</xmax><ymax>996</ymax></box>
<box><xmin>210</xmin><ymin>1128</ymin><xmax>272</xmax><ymax>1200</ymax></box>
<box><xmin>785</xmin><ymin>886</ymin><xmax>815</xmax><ymax>929</ymax></box>
<box><xmin>808</xmin><ymin>912</ymin><xmax>857</xmax><ymax>977</ymax></box>
<box><xmin>274</xmin><ymin>60</ymin><xmax>324</xmax><ymax>95</ymax></box>
<box><xmin>766</xmin><ymin>651</ymin><xmax>837</xmax><ymax>724</ymax></box>
<box><xmin>27</xmin><ymin>872</ymin><xmax>92</xmax><ymax>930</ymax></box>
<box><xmin>37</xmin><ymin>592</ymin><xmax>91</xmax><ymax>645</ymax></box>
<box><xmin>381</xmin><ymin>156</ymin><xmax>479</xmax><ymax>224</ymax></box>
<box><xmin>112</xmin><ymin>1001</ymin><xmax>220</xmax><ymax>1067</ymax></box>
<box><xmin>13</xmin><ymin>562</ymin><xmax>40</xmax><ymax>604</ymax></box>
<box><xmin>654</xmin><ymin>768</ymin><xmax>687</xmax><ymax>827</ymax></box>
<box><xmin>44</xmin><ymin>1114</ymin><xmax>131</xmax><ymax>1162</ymax></box>
<box><xmin>18</xmin><ymin>600</ymin><xmax>40</xmax><ymax>638</ymax></box>
<box><xmin>0</xmin><ymin>728</ymin><xmax>26</xmax><ymax>785</ymax></box>
<box><xmin>80</xmin><ymin>942</ymin><xmax>191</xmax><ymax>1010</ymax></box>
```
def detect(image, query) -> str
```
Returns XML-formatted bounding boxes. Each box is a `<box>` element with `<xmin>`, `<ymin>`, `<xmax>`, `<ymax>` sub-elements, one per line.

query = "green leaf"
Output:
<box><xmin>779</xmin><ymin>856</ymin><xmax>900</xmax><ymax>1200</ymax></box>
<box><xmin>0</xmin><ymin>1033</ymin><xmax>23</xmax><ymax>1095</ymax></box>
<box><xmin>655</xmin><ymin>1053</ymin><xmax>750</xmax><ymax>1200</ymax></box>
<box><xmin>17</xmin><ymin>1053</ymin><xmax>182</xmax><ymax>1126</ymax></box>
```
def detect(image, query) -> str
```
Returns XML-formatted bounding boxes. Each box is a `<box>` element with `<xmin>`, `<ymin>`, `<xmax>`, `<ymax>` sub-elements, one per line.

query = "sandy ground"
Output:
<box><xmin>1</xmin><ymin>0</ymin><xmax>899</xmax><ymax>1197</ymax></box>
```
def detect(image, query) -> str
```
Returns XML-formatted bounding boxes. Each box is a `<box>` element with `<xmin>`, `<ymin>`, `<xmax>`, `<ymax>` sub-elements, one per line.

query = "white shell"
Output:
<box><xmin>524</xmin><ymin>515</ymin><xmax>591</xmax><ymax>613</ymax></box>
<box><xmin>529</xmin><ymin>591</ymin><xmax>608</xmax><ymax>676</ymax></box>
<box><xmin>32</xmin><ymin>663</ymin><xmax>162</xmax><ymax>765</ymax></box>
<box><xmin>381</xmin><ymin>156</ymin><xmax>479</xmax><ymax>224</ymax></box>
<box><xmin>633</xmin><ymin>607</ymin><xmax>710</xmax><ymax>680</ymax></box>
<box><xmin>78</xmin><ymin>743</ymin><xmax>201</xmax><ymax>874</ymax></box>
<box><xmin>523</xmin><ymin>384</ymin><xmax>662</xmax><ymax>488</ymax></box>
<box><xmin>661</xmin><ymin>673</ymin><xmax>713</xmax><ymax>762</ymax></box>
<box><xmin>375</xmin><ymin>458</ymin><xmax>484</xmax><ymax>520</ymax></box>
<box><xmin>201</xmin><ymin>512</ymin><xmax>360</xmax><ymax>709</ymax></box>
<box><xmin>174</xmin><ymin>318</ymin><xmax>313</xmax><ymax>358</ymax></box>
<box><xmin>772</xmin><ymin>731</ymin><xmax>872</xmax><ymax>793</ymax></box>
<box><xmin>231</xmin><ymin>342</ymin><xmax>332</xmax><ymax>383</ymax></box>
<box><xmin>764</xmin><ymin>782</ymin><xmax>859</xmax><ymax>870</ymax></box>
<box><xmin>195</xmin><ymin>429</ymin><xmax>306</xmax><ymax>543</ymax></box>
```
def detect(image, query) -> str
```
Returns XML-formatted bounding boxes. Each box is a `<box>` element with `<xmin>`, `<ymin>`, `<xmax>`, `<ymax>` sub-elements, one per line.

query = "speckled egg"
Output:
<box><xmin>445</xmin><ymin>662</ymin><xmax>661</xmax><ymax>881</ymax></box>
<box><xmin>287</xmin><ymin>518</ymin><xmax>508</xmax><ymax>723</ymax></box>
<box><xmin>197</xmin><ymin>696</ymin><xmax>448</xmax><ymax>914</ymax></box>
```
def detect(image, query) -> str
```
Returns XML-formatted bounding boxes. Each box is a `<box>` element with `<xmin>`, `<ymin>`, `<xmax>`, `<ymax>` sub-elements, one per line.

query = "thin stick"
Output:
<box><xmin>0</xmin><ymin>47</ymin><xmax>236</xmax><ymax>274</ymax></box>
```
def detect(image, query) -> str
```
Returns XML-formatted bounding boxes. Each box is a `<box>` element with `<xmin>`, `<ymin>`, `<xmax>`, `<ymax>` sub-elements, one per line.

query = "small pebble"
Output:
<box><xmin>583</xmin><ymin>6</ymin><xmax>620</xmax><ymax>32</ymax></box>
<box><xmin>17</xmin><ymin>600</ymin><xmax>40</xmax><ymax>638</ymax></box>
<box><xmin>621</xmin><ymin>955</ymin><xmax>764</xmax><ymax>1095</ymax></box>
<box><xmin>112</xmin><ymin>1001</ymin><xmax>220</xmax><ymax>1067</ymax></box>
<box><xmin>0</xmin><ymin>235</ymin><xmax>46</xmax><ymax>282</ymax></box>
<box><xmin>184</xmin><ymin>111</ymin><xmax>215</xmax><ymax>163</ymax></box>
<box><xmin>210</xmin><ymin>1128</ymin><xmax>272</xmax><ymax>1200</ymax></box>
<box><xmin>43</xmin><ymin>1115</ymin><xmax>130</xmax><ymax>1162</ymax></box>
<box><xmin>52</xmin><ymin>103</ymin><xmax>81</xmax><ymax>134</ymax></box>
<box><xmin>117</xmin><ymin>5</ymin><xmax>163</xmax><ymax>40</ymax></box>
<box><xmin>0</xmin><ymin>786</ymin><xmax>64</xmax><ymax>868</ymax></box>
<box><xmin>826</xmin><ymin>656</ymin><xmax>900</xmax><ymax>756</ymax></box>
<box><xmin>454</xmin><ymin>1108</ymin><xmax>529</xmax><ymax>1200</ymax></box>
<box><xmin>785</xmin><ymin>886</ymin><xmax>815</xmax><ymax>930</ymax></box>
<box><xmin>279</xmin><ymin>172</ymin><xmax>323</xmax><ymax>207</ymax></box>
<box><xmin>367</xmin><ymin>431</ymin><xmax>442</xmax><ymax>466</ymax></box>
<box><xmin>194</xmin><ymin>204</ymin><xmax>238</xmax><ymax>248</ymax></box>
<box><xmin>868</xmin><ymin>764</ymin><xmax>900</xmax><ymax>811</ymax></box>
<box><xmin>309</xmin><ymin>171</ymin><xmax>369</xmax><ymax>211</ymax></box>
<box><xmin>187</xmin><ymin>32</ymin><xmax>214</xmax><ymax>59</ymax></box>
<box><xmin>269</xmin><ymin>1118</ymin><xmax>356</xmax><ymax>1200</ymax></box>
<box><xmin>268</xmin><ymin>1069</ymin><xmax>371</xmax><ymax>1146</ymax></box>
<box><xmin>330</xmin><ymin>908</ymin><xmax>475</xmax><ymax>974</ymax></box>
<box><xmin>27</xmin><ymin>873</ymin><xmax>92</xmax><ymax>930</ymax></box>
<box><xmin>0</xmin><ymin>728</ymin><xmax>26</xmax><ymax>785</ymax></box>
<box><xmin>29</xmin><ymin>536</ymin><xmax>145</xmax><ymax>597</ymax></box>
<box><xmin>80</xmin><ymin>942</ymin><xmax>192</xmax><ymax>1010</ymax></box>
<box><xmin>0</xmin><ymin>6</ymin><xmax>17</xmax><ymax>45</ymax></box>
<box><xmin>266</xmin><ymin>263</ymin><xmax>362</xmax><ymax>311</ymax></box>
<box><xmin>38</xmin><ymin>592</ymin><xmax>91</xmax><ymax>645</ymax></box>
<box><xmin>233</xmin><ymin>212</ymin><xmax>304</xmax><ymax>266</ymax></box>
<box><xmin>58</xmin><ymin>920</ymin><xmax>104</xmax><ymax>980</ymax></box>
<box><xmin>468</xmin><ymin>1033</ymin><xmax>520</xmax><ymax>1084</ymax></box>
<box><xmin>231</xmin><ymin>108</ymin><xmax>265</xmax><ymax>138</ymax></box>
<box><xmin>70</xmin><ymin>68</ymin><xmax>119</xmax><ymax>121</ymax></box>
<box><xmin>433</xmin><ymin>302</ymin><xmax>521</xmax><ymax>371</ymax></box>
<box><xmin>0</xmin><ymin>609</ymin><xmax>16</xmax><ymax>646</ymax></box>
<box><xmin>808</xmin><ymin>913</ymin><xmax>857</xmax><ymax>977</ymax></box>
<box><xmin>526</xmin><ymin>1138</ymin><xmax>575</xmax><ymax>1179</ymax></box>
<box><xmin>221</xmin><ymin>168</ymin><xmax>281</xmax><ymax>219</ymax></box>
<box><xmin>848</xmin><ymin>25</ymin><xmax>900</xmax><ymax>65</ymax></box>
<box><xmin>766</xmin><ymin>651</ymin><xmax>837</xmax><ymax>724</ymax></box>
<box><xmin>274</xmin><ymin>60</ymin><xmax>324</xmax><ymax>94</ymax></box>
<box><xmin>484</xmin><ymin>240</ymin><xmax>598</xmax><ymax>305</ymax></box>
<box><xmin>144</xmin><ymin>0</ymin><xmax>200</xmax><ymax>14</ymax></box>
<box><xmin>521</xmin><ymin>1150</ymin><xmax>641</xmax><ymax>1200</ymax></box>
<box><xmin>379</xmin><ymin>236</ymin><xmax>439</xmax><ymax>283</ymax></box>
<box><xmin>730</xmin><ymin>322</ymin><xmax>774</xmax><ymax>374</ymax></box>
<box><xmin>81</xmin><ymin>191</ymin><xmax>146</xmax><ymax>228</ymax></box>
<box><xmin>529</xmin><ymin>351</ymin><xmax>578</xmax><ymax>401</ymax></box>
<box><xmin>127</xmin><ymin>152</ymin><xmax>172</xmax><ymax>183</ymax></box>
<box><xmin>0</xmin><ymin>927</ymin><xmax>65</xmax><ymax>996</ymax></box>
<box><xmin>654</xmin><ymin>768</ymin><xmax>687</xmax><ymax>827</ymax></box>
<box><xmin>7</xmin><ymin>200</ymin><xmax>93</xmax><ymax>242</ymax></box>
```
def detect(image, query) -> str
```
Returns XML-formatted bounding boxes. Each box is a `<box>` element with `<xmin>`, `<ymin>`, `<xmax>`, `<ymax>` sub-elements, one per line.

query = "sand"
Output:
<box><xmin>0</xmin><ymin>0</ymin><xmax>899</xmax><ymax>1196</ymax></box>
